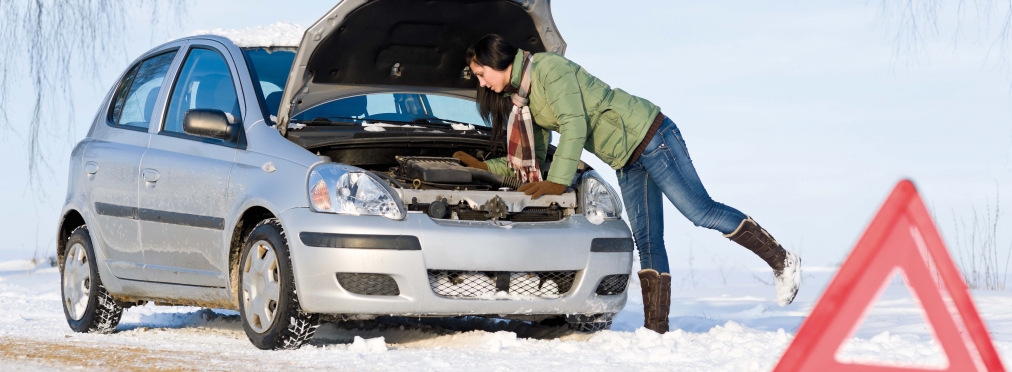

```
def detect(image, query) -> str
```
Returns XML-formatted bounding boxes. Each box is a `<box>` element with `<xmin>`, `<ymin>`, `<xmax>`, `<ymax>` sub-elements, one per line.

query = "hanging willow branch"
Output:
<box><xmin>0</xmin><ymin>0</ymin><xmax>187</xmax><ymax>185</ymax></box>
<box><xmin>879</xmin><ymin>0</ymin><xmax>1012</xmax><ymax>66</ymax></box>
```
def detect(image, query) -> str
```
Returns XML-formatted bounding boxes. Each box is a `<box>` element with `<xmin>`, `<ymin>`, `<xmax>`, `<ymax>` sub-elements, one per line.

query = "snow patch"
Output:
<box><xmin>288</xmin><ymin>123</ymin><xmax>306</xmax><ymax>130</ymax></box>
<box><xmin>775</xmin><ymin>250</ymin><xmax>801</xmax><ymax>306</ymax></box>
<box><xmin>474</xmin><ymin>290</ymin><xmax>562</xmax><ymax>301</ymax></box>
<box><xmin>450</xmin><ymin>123</ymin><xmax>476</xmax><ymax>131</ymax></box>
<box><xmin>0</xmin><ymin>260</ymin><xmax>1006</xmax><ymax>371</ymax></box>
<box><xmin>348</xmin><ymin>336</ymin><xmax>388</xmax><ymax>353</ymax></box>
<box><xmin>485</xmin><ymin>331</ymin><xmax>521</xmax><ymax>353</ymax></box>
<box><xmin>0</xmin><ymin>260</ymin><xmax>36</xmax><ymax>271</ymax></box>
<box><xmin>191</xmin><ymin>22</ymin><xmax>304</xmax><ymax>48</ymax></box>
<box><xmin>836</xmin><ymin>330</ymin><xmax>948</xmax><ymax>368</ymax></box>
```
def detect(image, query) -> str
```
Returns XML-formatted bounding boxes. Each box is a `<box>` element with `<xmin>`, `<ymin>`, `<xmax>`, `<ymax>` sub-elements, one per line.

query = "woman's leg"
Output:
<box><xmin>616</xmin><ymin>162</ymin><xmax>670</xmax><ymax>334</ymax></box>
<box><xmin>635</xmin><ymin>118</ymin><xmax>745</xmax><ymax>234</ymax></box>
<box><xmin>616</xmin><ymin>163</ymin><xmax>668</xmax><ymax>274</ymax></box>
<box><xmin>634</xmin><ymin>117</ymin><xmax>800</xmax><ymax>306</ymax></box>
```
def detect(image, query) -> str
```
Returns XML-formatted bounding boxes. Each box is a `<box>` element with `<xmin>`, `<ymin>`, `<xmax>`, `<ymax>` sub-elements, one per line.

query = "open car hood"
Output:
<box><xmin>276</xmin><ymin>0</ymin><xmax>566</xmax><ymax>136</ymax></box>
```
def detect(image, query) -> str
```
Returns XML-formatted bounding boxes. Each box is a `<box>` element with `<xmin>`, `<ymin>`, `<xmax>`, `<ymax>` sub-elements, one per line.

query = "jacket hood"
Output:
<box><xmin>276</xmin><ymin>0</ymin><xmax>566</xmax><ymax>136</ymax></box>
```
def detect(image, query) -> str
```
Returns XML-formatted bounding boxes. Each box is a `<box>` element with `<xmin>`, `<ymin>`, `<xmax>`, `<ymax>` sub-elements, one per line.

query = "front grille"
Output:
<box><xmin>595</xmin><ymin>274</ymin><xmax>630</xmax><ymax>295</ymax></box>
<box><xmin>451</xmin><ymin>207</ymin><xmax>564</xmax><ymax>222</ymax></box>
<box><xmin>336</xmin><ymin>273</ymin><xmax>400</xmax><ymax>296</ymax></box>
<box><xmin>427</xmin><ymin>270</ymin><xmax>576</xmax><ymax>299</ymax></box>
<box><xmin>456</xmin><ymin>209</ymin><xmax>489</xmax><ymax>221</ymax></box>
<box><xmin>508</xmin><ymin>207</ymin><xmax>564</xmax><ymax>222</ymax></box>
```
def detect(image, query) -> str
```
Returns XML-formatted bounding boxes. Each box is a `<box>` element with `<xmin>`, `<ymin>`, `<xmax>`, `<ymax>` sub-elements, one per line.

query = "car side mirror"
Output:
<box><xmin>182</xmin><ymin>109</ymin><xmax>238</xmax><ymax>141</ymax></box>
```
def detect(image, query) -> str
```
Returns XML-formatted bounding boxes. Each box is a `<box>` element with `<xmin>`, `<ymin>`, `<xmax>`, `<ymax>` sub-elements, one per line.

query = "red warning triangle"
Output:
<box><xmin>774</xmin><ymin>180</ymin><xmax>1005</xmax><ymax>372</ymax></box>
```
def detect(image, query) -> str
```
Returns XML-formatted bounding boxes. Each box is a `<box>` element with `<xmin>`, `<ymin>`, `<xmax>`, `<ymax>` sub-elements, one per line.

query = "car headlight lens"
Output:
<box><xmin>581</xmin><ymin>172</ymin><xmax>622</xmax><ymax>225</ymax></box>
<box><xmin>307</xmin><ymin>164</ymin><xmax>405</xmax><ymax>220</ymax></box>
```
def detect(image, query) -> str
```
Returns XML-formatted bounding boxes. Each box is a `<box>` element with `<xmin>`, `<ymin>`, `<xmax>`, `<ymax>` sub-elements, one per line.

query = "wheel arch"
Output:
<box><xmin>227</xmin><ymin>205</ymin><xmax>278</xmax><ymax>309</ymax></box>
<box><xmin>57</xmin><ymin>209</ymin><xmax>87</xmax><ymax>265</ymax></box>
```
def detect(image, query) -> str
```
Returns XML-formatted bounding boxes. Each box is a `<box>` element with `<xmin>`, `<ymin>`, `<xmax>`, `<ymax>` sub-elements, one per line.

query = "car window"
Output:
<box><xmin>108</xmin><ymin>51</ymin><xmax>176</xmax><ymax>130</ymax></box>
<box><xmin>242</xmin><ymin>48</ymin><xmax>296</xmax><ymax>122</ymax></box>
<box><xmin>162</xmin><ymin>47</ymin><xmax>241</xmax><ymax>135</ymax></box>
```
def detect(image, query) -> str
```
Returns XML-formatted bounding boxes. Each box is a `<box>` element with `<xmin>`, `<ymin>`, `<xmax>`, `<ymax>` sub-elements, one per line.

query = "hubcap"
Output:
<box><xmin>242</xmin><ymin>240</ymin><xmax>281</xmax><ymax>333</ymax></box>
<box><xmin>63</xmin><ymin>243</ymin><xmax>91</xmax><ymax>321</ymax></box>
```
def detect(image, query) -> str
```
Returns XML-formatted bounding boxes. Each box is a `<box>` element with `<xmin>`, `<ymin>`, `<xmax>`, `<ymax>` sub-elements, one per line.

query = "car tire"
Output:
<box><xmin>61</xmin><ymin>226</ymin><xmax>123</xmax><ymax>333</ymax></box>
<box><xmin>238</xmin><ymin>218</ymin><xmax>319</xmax><ymax>350</ymax></box>
<box><xmin>566</xmin><ymin>313</ymin><xmax>615</xmax><ymax>333</ymax></box>
<box><xmin>568</xmin><ymin>320</ymin><xmax>613</xmax><ymax>333</ymax></box>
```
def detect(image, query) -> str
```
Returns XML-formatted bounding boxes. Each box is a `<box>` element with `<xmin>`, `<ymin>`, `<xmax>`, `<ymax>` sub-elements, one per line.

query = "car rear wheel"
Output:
<box><xmin>61</xmin><ymin>226</ymin><xmax>123</xmax><ymax>333</ymax></box>
<box><xmin>238</xmin><ymin>219</ymin><xmax>319</xmax><ymax>350</ymax></box>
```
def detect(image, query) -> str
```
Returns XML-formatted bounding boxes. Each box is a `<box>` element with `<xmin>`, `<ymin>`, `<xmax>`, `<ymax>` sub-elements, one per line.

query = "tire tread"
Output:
<box><xmin>244</xmin><ymin>218</ymin><xmax>319</xmax><ymax>350</ymax></box>
<box><xmin>63</xmin><ymin>226</ymin><xmax>123</xmax><ymax>334</ymax></box>
<box><xmin>568</xmin><ymin>321</ymin><xmax>613</xmax><ymax>333</ymax></box>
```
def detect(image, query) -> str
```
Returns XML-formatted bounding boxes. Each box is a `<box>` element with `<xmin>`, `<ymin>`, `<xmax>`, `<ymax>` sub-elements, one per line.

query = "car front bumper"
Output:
<box><xmin>280</xmin><ymin>208</ymin><xmax>633</xmax><ymax>316</ymax></box>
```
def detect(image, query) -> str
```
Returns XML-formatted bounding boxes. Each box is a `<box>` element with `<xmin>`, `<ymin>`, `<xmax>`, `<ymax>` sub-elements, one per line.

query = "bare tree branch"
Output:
<box><xmin>0</xmin><ymin>0</ymin><xmax>187</xmax><ymax>187</ymax></box>
<box><xmin>880</xmin><ymin>0</ymin><xmax>1012</xmax><ymax>70</ymax></box>
<box><xmin>877</xmin><ymin>0</ymin><xmax>943</xmax><ymax>64</ymax></box>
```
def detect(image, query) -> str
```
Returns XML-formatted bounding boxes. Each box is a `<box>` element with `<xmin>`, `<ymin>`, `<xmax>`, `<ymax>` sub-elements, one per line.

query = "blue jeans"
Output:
<box><xmin>617</xmin><ymin>117</ymin><xmax>747</xmax><ymax>274</ymax></box>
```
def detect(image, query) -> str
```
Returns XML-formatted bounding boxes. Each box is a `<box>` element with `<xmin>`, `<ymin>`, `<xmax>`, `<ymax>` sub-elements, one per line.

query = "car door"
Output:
<box><xmin>82</xmin><ymin>48</ymin><xmax>180</xmax><ymax>281</ymax></box>
<box><xmin>138</xmin><ymin>40</ymin><xmax>244</xmax><ymax>287</ymax></box>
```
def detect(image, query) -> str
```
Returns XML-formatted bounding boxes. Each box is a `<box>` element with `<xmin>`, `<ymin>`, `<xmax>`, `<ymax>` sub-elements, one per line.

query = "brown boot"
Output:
<box><xmin>638</xmin><ymin>269</ymin><xmax>671</xmax><ymax>334</ymax></box>
<box><xmin>725</xmin><ymin>216</ymin><xmax>801</xmax><ymax>306</ymax></box>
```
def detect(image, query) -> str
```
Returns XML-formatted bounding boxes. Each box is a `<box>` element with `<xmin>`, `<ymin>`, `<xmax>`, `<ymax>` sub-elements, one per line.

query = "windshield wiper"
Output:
<box><xmin>290</xmin><ymin>116</ymin><xmax>363</xmax><ymax>126</ymax></box>
<box><xmin>409</xmin><ymin>117</ymin><xmax>455</xmax><ymax>128</ymax></box>
<box><xmin>343</xmin><ymin>117</ymin><xmax>454</xmax><ymax>129</ymax></box>
<box><xmin>294</xmin><ymin>115</ymin><xmax>488</xmax><ymax>131</ymax></box>
<box><xmin>413</xmin><ymin>117</ymin><xmax>488</xmax><ymax>130</ymax></box>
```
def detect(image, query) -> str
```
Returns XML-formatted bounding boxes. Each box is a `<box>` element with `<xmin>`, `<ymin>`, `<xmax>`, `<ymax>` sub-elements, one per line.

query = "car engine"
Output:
<box><xmin>308</xmin><ymin>142</ymin><xmax>583</xmax><ymax>222</ymax></box>
<box><xmin>389</xmin><ymin>156</ymin><xmax>523</xmax><ymax>191</ymax></box>
<box><xmin>379</xmin><ymin>156</ymin><xmax>574</xmax><ymax>222</ymax></box>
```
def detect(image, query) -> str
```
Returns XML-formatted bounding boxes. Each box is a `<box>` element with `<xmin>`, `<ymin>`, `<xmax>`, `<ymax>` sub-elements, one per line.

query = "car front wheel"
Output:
<box><xmin>566</xmin><ymin>313</ymin><xmax>615</xmax><ymax>333</ymax></box>
<box><xmin>61</xmin><ymin>226</ymin><xmax>123</xmax><ymax>333</ymax></box>
<box><xmin>238</xmin><ymin>218</ymin><xmax>319</xmax><ymax>350</ymax></box>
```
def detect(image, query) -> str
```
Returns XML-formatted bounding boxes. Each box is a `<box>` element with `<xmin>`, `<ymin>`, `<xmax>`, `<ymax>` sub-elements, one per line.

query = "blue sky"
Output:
<box><xmin>1</xmin><ymin>0</ymin><xmax>1010</xmax><ymax>274</ymax></box>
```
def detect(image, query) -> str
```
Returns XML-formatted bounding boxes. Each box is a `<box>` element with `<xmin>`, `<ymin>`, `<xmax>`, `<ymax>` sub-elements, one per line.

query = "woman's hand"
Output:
<box><xmin>453</xmin><ymin>151</ymin><xmax>488</xmax><ymax>170</ymax></box>
<box><xmin>518</xmin><ymin>181</ymin><xmax>567</xmax><ymax>199</ymax></box>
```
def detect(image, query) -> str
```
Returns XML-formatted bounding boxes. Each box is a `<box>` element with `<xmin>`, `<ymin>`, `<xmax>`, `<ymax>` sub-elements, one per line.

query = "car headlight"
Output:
<box><xmin>307</xmin><ymin>163</ymin><xmax>405</xmax><ymax>220</ymax></box>
<box><xmin>580</xmin><ymin>171</ymin><xmax>622</xmax><ymax>225</ymax></box>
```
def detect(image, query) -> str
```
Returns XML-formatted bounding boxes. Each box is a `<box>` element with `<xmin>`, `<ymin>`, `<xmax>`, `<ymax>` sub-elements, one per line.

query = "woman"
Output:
<box><xmin>452</xmin><ymin>35</ymin><xmax>800</xmax><ymax>334</ymax></box>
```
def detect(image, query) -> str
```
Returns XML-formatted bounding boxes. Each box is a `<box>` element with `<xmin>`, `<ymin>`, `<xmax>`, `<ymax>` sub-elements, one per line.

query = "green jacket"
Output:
<box><xmin>484</xmin><ymin>50</ymin><xmax>661</xmax><ymax>185</ymax></box>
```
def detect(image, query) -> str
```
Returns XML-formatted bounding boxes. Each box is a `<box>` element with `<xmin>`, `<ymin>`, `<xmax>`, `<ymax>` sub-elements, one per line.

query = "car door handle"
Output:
<box><xmin>85</xmin><ymin>161</ymin><xmax>98</xmax><ymax>175</ymax></box>
<box><xmin>141</xmin><ymin>169</ymin><xmax>160</xmax><ymax>183</ymax></box>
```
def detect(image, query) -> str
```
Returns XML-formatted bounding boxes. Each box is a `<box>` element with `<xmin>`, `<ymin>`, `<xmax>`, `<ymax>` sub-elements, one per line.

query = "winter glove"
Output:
<box><xmin>452</xmin><ymin>151</ymin><xmax>488</xmax><ymax>171</ymax></box>
<box><xmin>518</xmin><ymin>181</ymin><xmax>567</xmax><ymax>199</ymax></box>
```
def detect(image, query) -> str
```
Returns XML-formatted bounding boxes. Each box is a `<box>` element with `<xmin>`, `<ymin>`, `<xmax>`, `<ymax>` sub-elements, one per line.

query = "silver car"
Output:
<box><xmin>57</xmin><ymin>0</ymin><xmax>633</xmax><ymax>349</ymax></box>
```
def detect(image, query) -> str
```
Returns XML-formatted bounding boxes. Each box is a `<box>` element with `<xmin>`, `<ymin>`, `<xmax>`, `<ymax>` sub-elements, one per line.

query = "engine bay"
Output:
<box><xmin>389</xmin><ymin>156</ymin><xmax>573</xmax><ymax>222</ymax></box>
<box><xmin>311</xmin><ymin>144</ymin><xmax>585</xmax><ymax>222</ymax></box>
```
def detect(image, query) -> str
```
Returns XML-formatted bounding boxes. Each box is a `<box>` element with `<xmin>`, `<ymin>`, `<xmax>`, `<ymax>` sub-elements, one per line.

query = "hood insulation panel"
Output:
<box><xmin>306</xmin><ymin>0</ymin><xmax>546</xmax><ymax>90</ymax></box>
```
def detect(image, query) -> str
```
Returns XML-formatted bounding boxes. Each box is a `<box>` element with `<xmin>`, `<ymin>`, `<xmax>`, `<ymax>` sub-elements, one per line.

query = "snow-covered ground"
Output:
<box><xmin>1</xmin><ymin>260</ymin><xmax>1011</xmax><ymax>371</ymax></box>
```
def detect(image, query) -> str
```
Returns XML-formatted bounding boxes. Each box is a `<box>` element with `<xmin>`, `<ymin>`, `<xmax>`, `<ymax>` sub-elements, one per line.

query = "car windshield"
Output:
<box><xmin>243</xmin><ymin>48</ymin><xmax>485</xmax><ymax>128</ymax></box>
<box><xmin>242</xmin><ymin>48</ymin><xmax>296</xmax><ymax>121</ymax></box>
<box><xmin>292</xmin><ymin>93</ymin><xmax>487</xmax><ymax>128</ymax></box>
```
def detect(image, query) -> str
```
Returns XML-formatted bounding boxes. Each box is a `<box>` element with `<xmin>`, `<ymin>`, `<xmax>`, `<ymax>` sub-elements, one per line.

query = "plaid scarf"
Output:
<box><xmin>506</xmin><ymin>51</ymin><xmax>543</xmax><ymax>183</ymax></box>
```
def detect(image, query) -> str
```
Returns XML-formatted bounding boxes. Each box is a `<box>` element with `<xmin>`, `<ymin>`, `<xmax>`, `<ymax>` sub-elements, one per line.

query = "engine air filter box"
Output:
<box><xmin>396</xmin><ymin>156</ymin><xmax>472</xmax><ymax>184</ymax></box>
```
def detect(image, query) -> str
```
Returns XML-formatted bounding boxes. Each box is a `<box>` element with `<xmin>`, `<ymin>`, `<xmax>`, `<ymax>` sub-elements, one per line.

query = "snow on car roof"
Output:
<box><xmin>190</xmin><ymin>22</ymin><xmax>305</xmax><ymax>48</ymax></box>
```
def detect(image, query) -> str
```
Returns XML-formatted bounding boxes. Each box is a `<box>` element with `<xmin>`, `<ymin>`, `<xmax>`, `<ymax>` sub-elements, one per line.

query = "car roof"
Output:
<box><xmin>164</xmin><ymin>22</ymin><xmax>305</xmax><ymax>50</ymax></box>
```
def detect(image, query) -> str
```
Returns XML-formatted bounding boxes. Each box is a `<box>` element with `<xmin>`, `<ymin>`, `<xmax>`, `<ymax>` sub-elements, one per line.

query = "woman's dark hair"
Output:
<box><xmin>465</xmin><ymin>34</ymin><xmax>518</xmax><ymax>154</ymax></box>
